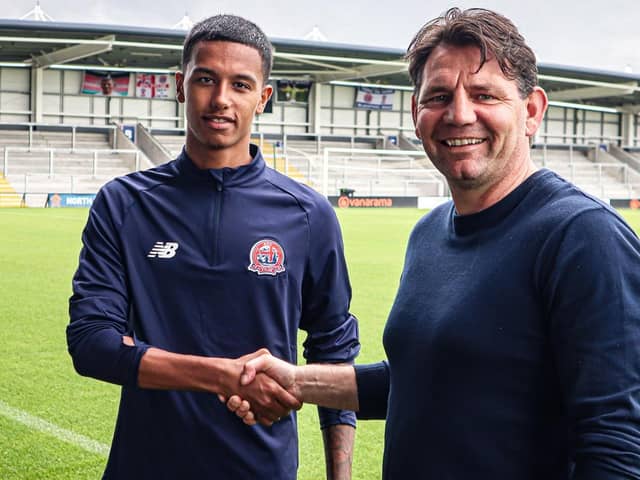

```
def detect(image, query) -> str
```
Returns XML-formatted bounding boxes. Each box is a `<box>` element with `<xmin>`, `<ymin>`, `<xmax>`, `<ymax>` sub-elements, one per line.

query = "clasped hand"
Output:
<box><xmin>223</xmin><ymin>349</ymin><xmax>299</xmax><ymax>427</ymax></box>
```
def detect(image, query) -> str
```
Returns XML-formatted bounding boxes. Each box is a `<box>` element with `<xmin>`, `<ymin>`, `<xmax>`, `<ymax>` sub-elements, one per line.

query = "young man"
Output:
<box><xmin>67</xmin><ymin>15</ymin><xmax>359</xmax><ymax>480</ymax></box>
<box><xmin>230</xmin><ymin>8</ymin><xmax>640</xmax><ymax>479</ymax></box>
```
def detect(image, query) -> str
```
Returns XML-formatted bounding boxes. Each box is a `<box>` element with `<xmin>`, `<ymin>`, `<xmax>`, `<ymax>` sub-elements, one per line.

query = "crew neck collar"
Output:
<box><xmin>451</xmin><ymin>169</ymin><xmax>552</xmax><ymax>236</ymax></box>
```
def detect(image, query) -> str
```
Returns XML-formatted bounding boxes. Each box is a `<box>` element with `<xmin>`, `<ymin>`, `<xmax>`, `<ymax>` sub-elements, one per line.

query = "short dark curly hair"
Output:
<box><xmin>406</xmin><ymin>8</ymin><xmax>538</xmax><ymax>98</ymax></box>
<box><xmin>182</xmin><ymin>14</ymin><xmax>273</xmax><ymax>83</ymax></box>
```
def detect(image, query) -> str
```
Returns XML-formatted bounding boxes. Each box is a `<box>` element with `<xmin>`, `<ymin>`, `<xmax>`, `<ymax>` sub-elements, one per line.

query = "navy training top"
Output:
<box><xmin>358</xmin><ymin>169</ymin><xmax>640</xmax><ymax>479</ymax></box>
<box><xmin>67</xmin><ymin>146</ymin><xmax>360</xmax><ymax>479</ymax></box>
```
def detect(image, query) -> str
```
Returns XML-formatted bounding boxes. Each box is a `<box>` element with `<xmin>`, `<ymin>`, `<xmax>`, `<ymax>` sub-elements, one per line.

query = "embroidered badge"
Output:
<box><xmin>248</xmin><ymin>239</ymin><xmax>286</xmax><ymax>276</ymax></box>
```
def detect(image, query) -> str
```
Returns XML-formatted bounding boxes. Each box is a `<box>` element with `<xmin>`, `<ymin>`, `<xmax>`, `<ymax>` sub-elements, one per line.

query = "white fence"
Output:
<box><xmin>2</xmin><ymin>147</ymin><xmax>140</xmax><ymax>177</ymax></box>
<box><xmin>321</xmin><ymin>148</ymin><xmax>447</xmax><ymax>197</ymax></box>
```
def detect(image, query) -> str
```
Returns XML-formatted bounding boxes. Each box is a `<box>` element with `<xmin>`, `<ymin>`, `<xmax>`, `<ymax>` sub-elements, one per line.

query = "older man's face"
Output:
<box><xmin>412</xmin><ymin>44</ymin><xmax>543</xmax><ymax>196</ymax></box>
<box><xmin>101</xmin><ymin>78</ymin><xmax>114</xmax><ymax>95</ymax></box>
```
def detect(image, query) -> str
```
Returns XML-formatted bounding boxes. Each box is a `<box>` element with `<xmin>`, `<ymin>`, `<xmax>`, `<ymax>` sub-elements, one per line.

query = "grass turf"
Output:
<box><xmin>0</xmin><ymin>207</ymin><xmax>638</xmax><ymax>479</ymax></box>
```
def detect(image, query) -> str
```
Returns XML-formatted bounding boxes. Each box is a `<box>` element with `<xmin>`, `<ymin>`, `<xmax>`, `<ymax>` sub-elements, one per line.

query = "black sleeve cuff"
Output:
<box><xmin>355</xmin><ymin>361</ymin><xmax>390</xmax><ymax>420</ymax></box>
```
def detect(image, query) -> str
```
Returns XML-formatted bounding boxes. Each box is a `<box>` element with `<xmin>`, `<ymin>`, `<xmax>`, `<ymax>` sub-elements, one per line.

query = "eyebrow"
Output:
<box><xmin>468</xmin><ymin>83</ymin><xmax>499</xmax><ymax>92</ymax></box>
<box><xmin>191</xmin><ymin>67</ymin><xmax>259</xmax><ymax>85</ymax></box>
<box><xmin>422</xmin><ymin>83</ymin><xmax>449</xmax><ymax>93</ymax></box>
<box><xmin>421</xmin><ymin>81</ymin><xmax>504</xmax><ymax>97</ymax></box>
<box><xmin>418</xmin><ymin>84</ymin><xmax>450</xmax><ymax>99</ymax></box>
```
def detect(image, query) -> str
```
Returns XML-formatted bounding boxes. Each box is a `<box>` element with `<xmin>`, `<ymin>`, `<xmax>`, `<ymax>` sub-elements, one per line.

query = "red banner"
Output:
<box><xmin>136</xmin><ymin>74</ymin><xmax>171</xmax><ymax>98</ymax></box>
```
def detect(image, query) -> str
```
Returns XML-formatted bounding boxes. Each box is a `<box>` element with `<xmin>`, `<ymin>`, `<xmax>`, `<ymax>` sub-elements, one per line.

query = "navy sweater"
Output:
<box><xmin>358</xmin><ymin>170</ymin><xmax>640</xmax><ymax>479</ymax></box>
<box><xmin>67</xmin><ymin>147</ymin><xmax>360</xmax><ymax>479</ymax></box>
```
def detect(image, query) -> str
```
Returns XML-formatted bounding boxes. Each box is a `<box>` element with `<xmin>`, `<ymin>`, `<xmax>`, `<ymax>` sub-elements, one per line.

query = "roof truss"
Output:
<box><xmin>29</xmin><ymin>35</ymin><xmax>114</xmax><ymax>68</ymax></box>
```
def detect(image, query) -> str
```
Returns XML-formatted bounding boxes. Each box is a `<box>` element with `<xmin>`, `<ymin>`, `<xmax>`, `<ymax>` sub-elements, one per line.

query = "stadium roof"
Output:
<box><xmin>1</xmin><ymin>18</ymin><xmax>639</xmax><ymax>112</ymax></box>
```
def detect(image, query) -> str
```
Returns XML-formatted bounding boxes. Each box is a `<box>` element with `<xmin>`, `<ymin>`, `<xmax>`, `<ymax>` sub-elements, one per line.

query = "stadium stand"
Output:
<box><xmin>0</xmin><ymin>18</ymin><xmax>638</xmax><ymax>205</ymax></box>
<box><xmin>531</xmin><ymin>144</ymin><xmax>640</xmax><ymax>198</ymax></box>
<box><xmin>282</xmin><ymin>137</ymin><xmax>446</xmax><ymax>196</ymax></box>
<box><xmin>0</xmin><ymin>124</ymin><xmax>151</xmax><ymax>205</ymax></box>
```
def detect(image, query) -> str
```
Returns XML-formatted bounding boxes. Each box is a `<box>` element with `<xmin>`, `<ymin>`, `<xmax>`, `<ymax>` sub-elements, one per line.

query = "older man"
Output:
<box><xmin>230</xmin><ymin>8</ymin><xmax>640</xmax><ymax>479</ymax></box>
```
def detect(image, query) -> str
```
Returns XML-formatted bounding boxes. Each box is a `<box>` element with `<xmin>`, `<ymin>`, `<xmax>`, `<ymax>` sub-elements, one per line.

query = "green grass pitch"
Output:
<box><xmin>1</xmin><ymin>207</ymin><xmax>639</xmax><ymax>479</ymax></box>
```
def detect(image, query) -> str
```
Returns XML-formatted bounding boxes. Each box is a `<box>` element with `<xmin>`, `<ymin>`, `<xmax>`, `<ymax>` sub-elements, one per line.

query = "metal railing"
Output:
<box><xmin>321</xmin><ymin>148</ymin><xmax>440</xmax><ymax>197</ymax></box>
<box><xmin>283</xmin><ymin>147</ymin><xmax>316</xmax><ymax>185</ymax></box>
<box><xmin>251</xmin><ymin>131</ymin><xmax>386</xmax><ymax>154</ymax></box>
<box><xmin>41</xmin><ymin>111</ymin><xmax>182</xmax><ymax>126</ymax></box>
<box><xmin>0</xmin><ymin>122</ymin><xmax>119</xmax><ymax>150</ymax></box>
<box><xmin>541</xmin><ymin>160</ymin><xmax>639</xmax><ymax>198</ymax></box>
<box><xmin>249</xmin><ymin>133</ymin><xmax>395</xmax><ymax>186</ymax></box>
<box><xmin>2</xmin><ymin>147</ymin><xmax>140</xmax><ymax>177</ymax></box>
<box><xmin>532</xmin><ymin>143</ymin><xmax>588</xmax><ymax>165</ymax></box>
<box><xmin>535</xmin><ymin>133</ymin><xmax>623</xmax><ymax>146</ymax></box>
<box><xmin>6</xmin><ymin>173</ymin><xmax>122</xmax><ymax>196</ymax></box>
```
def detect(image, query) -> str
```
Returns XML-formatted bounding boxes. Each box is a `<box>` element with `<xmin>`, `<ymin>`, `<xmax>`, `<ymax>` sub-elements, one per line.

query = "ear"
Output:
<box><xmin>175</xmin><ymin>71</ymin><xmax>185</xmax><ymax>104</ymax></box>
<box><xmin>524</xmin><ymin>86</ymin><xmax>548</xmax><ymax>138</ymax></box>
<box><xmin>256</xmin><ymin>84</ymin><xmax>273</xmax><ymax>114</ymax></box>
<box><xmin>411</xmin><ymin>93</ymin><xmax>421</xmax><ymax>139</ymax></box>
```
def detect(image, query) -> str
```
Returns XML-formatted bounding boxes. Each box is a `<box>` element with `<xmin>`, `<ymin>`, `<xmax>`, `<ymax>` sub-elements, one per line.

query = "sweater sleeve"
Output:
<box><xmin>541</xmin><ymin>207</ymin><xmax>640</xmax><ymax>479</ymax></box>
<box><xmin>67</xmin><ymin>186</ymin><xmax>148</xmax><ymax>386</ymax></box>
<box><xmin>355</xmin><ymin>361</ymin><xmax>390</xmax><ymax>420</ymax></box>
<box><xmin>300</xmin><ymin>200</ymin><xmax>360</xmax><ymax>429</ymax></box>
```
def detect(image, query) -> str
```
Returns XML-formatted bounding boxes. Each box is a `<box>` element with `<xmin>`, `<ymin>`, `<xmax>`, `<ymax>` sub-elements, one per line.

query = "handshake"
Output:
<box><xmin>219</xmin><ymin>349</ymin><xmax>301</xmax><ymax>427</ymax></box>
<box><xmin>219</xmin><ymin>349</ymin><xmax>358</xmax><ymax>427</ymax></box>
<box><xmin>129</xmin><ymin>335</ymin><xmax>359</xmax><ymax>428</ymax></box>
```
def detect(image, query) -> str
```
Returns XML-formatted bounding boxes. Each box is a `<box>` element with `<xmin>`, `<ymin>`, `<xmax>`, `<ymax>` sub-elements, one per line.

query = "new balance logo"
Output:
<box><xmin>147</xmin><ymin>242</ymin><xmax>179</xmax><ymax>259</ymax></box>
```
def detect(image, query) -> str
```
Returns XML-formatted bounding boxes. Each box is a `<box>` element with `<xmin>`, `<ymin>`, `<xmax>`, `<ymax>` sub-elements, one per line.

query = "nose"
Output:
<box><xmin>444</xmin><ymin>93</ymin><xmax>476</xmax><ymax>126</ymax></box>
<box><xmin>211</xmin><ymin>82</ymin><xmax>230</xmax><ymax>110</ymax></box>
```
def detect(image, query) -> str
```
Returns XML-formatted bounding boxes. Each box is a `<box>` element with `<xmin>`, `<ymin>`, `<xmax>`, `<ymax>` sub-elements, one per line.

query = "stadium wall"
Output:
<box><xmin>0</xmin><ymin>67</ymin><xmax>30</xmax><ymax>123</ymax></box>
<box><xmin>0</xmin><ymin>65</ymin><xmax>633</xmax><ymax>147</ymax></box>
<box><xmin>539</xmin><ymin>104</ymin><xmax>620</xmax><ymax>145</ymax></box>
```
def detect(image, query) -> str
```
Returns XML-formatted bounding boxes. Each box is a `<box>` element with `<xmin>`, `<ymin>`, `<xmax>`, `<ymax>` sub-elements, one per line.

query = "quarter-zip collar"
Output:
<box><xmin>175</xmin><ymin>144</ymin><xmax>266</xmax><ymax>186</ymax></box>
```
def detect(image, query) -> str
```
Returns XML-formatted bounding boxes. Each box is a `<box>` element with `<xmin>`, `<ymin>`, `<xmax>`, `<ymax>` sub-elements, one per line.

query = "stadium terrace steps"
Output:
<box><xmin>0</xmin><ymin>130</ymin><xmax>111</xmax><ymax>148</ymax></box>
<box><xmin>285</xmin><ymin>139</ymin><xmax>378</xmax><ymax>156</ymax></box>
<box><xmin>259</xmin><ymin>141</ymin><xmax>310</xmax><ymax>185</ymax></box>
<box><xmin>0</xmin><ymin>129</ymin><xmax>143</xmax><ymax>196</ymax></box>
<box><xmin>152</xmin><ymin>133</ymin><xmax>311</xmax><ymax>185</ymax></box>
<box><xmin>331</xmin><ymin>177</ymin><xmax>444</xmax><ymax>197</ymax></box>
<box><xmin>3</xmin><ymin>152</ymin><xmax>135</xmax><ymax>176</ymax></box>
<box><xmin>279</xmin><ymin>137</ymin><xmax>446</xmax><ymax>196</ymax></box>
<box><xmin>0</xmin><ymin>174</ymin><xmax>22</xmax><ymax>207</ymax></box>
<box><xmin>153</xmin><ymin>134</ymin><xmax>185</xmax><ymax>158</ymax></box>
<box><xmin>7</xmin><ymin>173</ymin><xmax>117</xmax><ymax>195</ymax></box>
<box><xmin>3</xmin><ymin>125</ymin><xmax>637</xmax><ymax>201</ymax></box>
<box><xmin>531</xmin><ymin>147</ymin><xmax>640</xmax><ymax>199</ymax></box>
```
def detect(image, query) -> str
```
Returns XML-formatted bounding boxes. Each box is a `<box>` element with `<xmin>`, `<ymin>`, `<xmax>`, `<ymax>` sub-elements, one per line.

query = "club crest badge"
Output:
<box><xmin>248</xmin><ymin>239</ymin><xmax>286</xmax><ymax>276</ymax></box>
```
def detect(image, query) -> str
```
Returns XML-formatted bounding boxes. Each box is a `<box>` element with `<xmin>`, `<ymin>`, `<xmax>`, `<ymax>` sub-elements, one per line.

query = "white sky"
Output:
<box><xmin>7</xmin><ymin>0</ymin><xmax>640</xmax><ymax>74</ymax></box>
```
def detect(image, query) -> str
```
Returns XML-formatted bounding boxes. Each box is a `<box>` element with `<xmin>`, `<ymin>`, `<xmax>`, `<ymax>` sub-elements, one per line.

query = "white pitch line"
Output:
<box><xmin>0</xmin><ymin>400</ymin><xmax>109</xmax><ymax>456</ymax></box>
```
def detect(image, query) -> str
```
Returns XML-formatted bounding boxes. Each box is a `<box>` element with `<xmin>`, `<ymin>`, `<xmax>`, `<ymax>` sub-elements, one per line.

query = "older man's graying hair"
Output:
<box><xmin>406</xmin><ymin>7</ymin><xmax>539</xmax><ymax>98</ymax></box>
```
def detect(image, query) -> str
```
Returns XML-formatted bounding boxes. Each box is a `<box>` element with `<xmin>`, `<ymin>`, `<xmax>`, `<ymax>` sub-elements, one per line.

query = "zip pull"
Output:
<box><xmin>216</xmin><ymin>182</ymin><xmax>222</xmax><ymax>192</ymax></box>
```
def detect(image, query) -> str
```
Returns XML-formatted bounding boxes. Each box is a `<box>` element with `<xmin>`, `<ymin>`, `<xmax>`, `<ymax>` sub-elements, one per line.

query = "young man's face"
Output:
<box><xmin>412</xmin><ymin>44</ymin><xmax>545</xmax><ymax>195</ymax></box>
<box><xmin>176</xmin><ymin>40</ymin><xmax>272</xmax><ymax>165</ymax></box>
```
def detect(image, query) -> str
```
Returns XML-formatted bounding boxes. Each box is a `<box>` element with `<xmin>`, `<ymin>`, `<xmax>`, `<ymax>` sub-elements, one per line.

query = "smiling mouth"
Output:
<box><xmin>442</xmin><ymin>138</ymin><xmax>485</xmax><ymax>147</ymax></box>
<box><xmin>204</xmin><ymin>116</ymin><xmax>234</xmax><ymax>125</ymax></box>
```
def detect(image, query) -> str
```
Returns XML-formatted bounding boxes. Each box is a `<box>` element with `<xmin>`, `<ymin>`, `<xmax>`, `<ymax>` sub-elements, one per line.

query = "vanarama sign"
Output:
<box><xmin>329</xmin><ymin>196</ymin><xmax>418</xmax><ymax>208</ymax></box>
<box><xmin>338</xmin><ymin>196</ymin><xmax>393</xmax><ymax>208</ymax></box>
<box><xmin>610</xmin><ymin>198</ymin><xmax>640</xmax><ymax>209</ymax></box>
